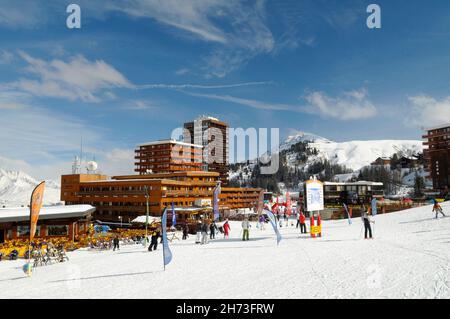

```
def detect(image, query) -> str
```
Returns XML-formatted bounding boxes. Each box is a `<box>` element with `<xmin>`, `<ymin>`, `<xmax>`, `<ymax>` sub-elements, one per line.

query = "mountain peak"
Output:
<box><xmin>281</xmin><ymin>131</ymin><xmax>332</xmax><ymax>151</ymax></box>
<box><xmin>0</xmin><ymin>168</ymin><xmax>61</xmax><ymax>207</ymax></box>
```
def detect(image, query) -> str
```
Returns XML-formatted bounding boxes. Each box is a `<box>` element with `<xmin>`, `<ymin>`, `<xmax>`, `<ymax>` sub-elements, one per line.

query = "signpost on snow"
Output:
<box><xmin>305</xmin><ymin>176</ymin><xmax>324</xmax><ymax>238</ymax></box>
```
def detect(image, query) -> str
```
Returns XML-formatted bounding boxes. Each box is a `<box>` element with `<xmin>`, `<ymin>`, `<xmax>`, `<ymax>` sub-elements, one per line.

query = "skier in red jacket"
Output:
<box><xmin>223</xmin><ymin>219</ymin><xmax>231</xmax><ymax>239</ymax></box>
<box><xmin>299</xmin><ymin>212</ymin><xmax>307</xmax><ymax>234</ymax></box>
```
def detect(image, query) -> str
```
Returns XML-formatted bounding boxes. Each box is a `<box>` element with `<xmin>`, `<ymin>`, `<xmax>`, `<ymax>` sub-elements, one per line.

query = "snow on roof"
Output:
<box><xmin>137</xmin><ymin>139</ymin><xmax>203</xmax><ymax>148</ymax></box>
<box><xmin>131</xmin><ymin>216</ymin><xmax>162</xmax><ymax>224</ymax></box>
<box><xmin>0</xmin><ymin>205</ymin><xmax>95</xmax><ymax>223</ymax></box>
<box><xmin>324</xmin><ymin>181</ymin><xmax>384</xmax><ymax>186</ymax></box>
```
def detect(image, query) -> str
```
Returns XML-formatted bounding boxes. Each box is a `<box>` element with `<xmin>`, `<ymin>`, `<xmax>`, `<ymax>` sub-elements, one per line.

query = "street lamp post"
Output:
<box><xmin>119</xmin><ymin>216</ymin><xmax>122</xmax><ymax>228</ymax></box>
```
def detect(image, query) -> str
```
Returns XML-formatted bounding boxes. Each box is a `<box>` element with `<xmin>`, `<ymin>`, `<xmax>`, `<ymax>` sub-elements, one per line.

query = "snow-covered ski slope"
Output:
<box><xmin>0</xmin><ymin>202</ymin><xmax>449</xmax><ymax>299</ymax></box>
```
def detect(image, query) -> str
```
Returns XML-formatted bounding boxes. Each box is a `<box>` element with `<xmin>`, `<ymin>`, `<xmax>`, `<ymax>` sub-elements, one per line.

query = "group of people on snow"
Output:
<box><xmin>111</xmin><ymin>197</ymin><xmax>447</xmax><ymax>254</ymax></box>
<box><xmin>193</xmin><ymin>219</ymin><xmax>229</xmax><ymax>245</ymax></box>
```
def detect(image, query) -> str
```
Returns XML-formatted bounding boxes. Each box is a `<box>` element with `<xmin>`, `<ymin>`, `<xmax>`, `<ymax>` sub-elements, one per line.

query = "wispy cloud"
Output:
<box><xmin>102</xmin><ymin>0</ymin><xmax>229</xmax><ymax>43</ymax></box>
<box><xmin>11</xmin><ymin>51</ymin><xmax>131</xmax><ymax>103</ymax></box>
<box><xmin>302</xmin><ymin>88</ymin><xmax>378</xmax><ymax>120</ymax></box>
<box><xmin>183</xmin><ymin>91</ymin><xmax>298</xmax><ymax>112</ymax></box>
<box><xmin>184</xmin><ymin>87</ymin><xmax>378</xmax><ymax>121</ymax></box>
<box><xmin>3</xmin><ymin>51</ymin><xmax>271</xmax><ymax>103</ymax></box>
<box><xmin>123</xmin><ymin>100</ymin><xmax>158</xmax><ymax>111</ymax></box>
<box><xmin>0</xmin><ymin>89</ymin><xmax>30</xmax><ymax>110</ymax></box>
<box><xmin>407</xmin><ymin>94</ymin><xmax>450</xmax><ymax>127</ymax></box>
<box><xmin>0</xmin><ymin>1</ymin><xmax>49</xmax><ymax>29</ymax></box>
<box><xmin>137</xmin><ymin>81</ymin><xmax>272</xmax><ymax>90</ymax></box>
<box><xmin>0</xmin><ymin>50</ymin><xmax>14</xmax><ymax>64</ymax></box>
<box><xmin>95</xmin><ymin>0</ymin><xmax>275</xmax><ymax>78</ymax></box>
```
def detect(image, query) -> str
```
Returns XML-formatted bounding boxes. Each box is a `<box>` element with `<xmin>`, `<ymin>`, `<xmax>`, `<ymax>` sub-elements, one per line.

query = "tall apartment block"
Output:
<box><xmin>183</xmin><ymin>116</ymin><xmax>229</xmax><ymax>185</ymax></box>
<box><xmin>422</xmin><ymin>123</ymin><xmax>450</xmax><ymax>192</ymax></box>
<box><xmin>135</xmin><ymin>140</ymin><xmax>203</xmax><ymax>175</ymax></box>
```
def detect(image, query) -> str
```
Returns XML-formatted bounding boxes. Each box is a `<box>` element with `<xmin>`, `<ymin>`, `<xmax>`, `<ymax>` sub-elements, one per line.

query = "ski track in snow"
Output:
<box><xmin>0</xmin><ymin>203</ymin><xmax>449</xmax><ymax>299</ymax></box>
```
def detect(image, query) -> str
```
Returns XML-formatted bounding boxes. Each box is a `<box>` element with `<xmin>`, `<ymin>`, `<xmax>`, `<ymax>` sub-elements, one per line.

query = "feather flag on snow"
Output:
<box><xmin>371</xmin><ymin>198</ymin><xmax>378</xmax><ymax>217</ymax></box>
<box><xmin>161</xmin><ymin>208</ymin><xmax>172</xmax><ymax>269</ymax></box>
<box><xmin>343</xmin><ymin>203</ymin><xmax>352</xmax><ymax>225</ymax></box>
<box><xmin>213</xmin><ymin>182</ymin><xmax>221</xmax><ymax>221</ymax></box>
<box><xmin>30</xmin><ymin>181</ymin><xmax>45</xmax><ymax>242</ymax></box>
<box><xmin>171</xmin><ymin>202</ymin><xmax>176</xmax><ymax>226</ymax></box>
<box><xmin>264</xmin><ymin>209</ymin><xmax>282</xmax><ymax>245</ymax></box>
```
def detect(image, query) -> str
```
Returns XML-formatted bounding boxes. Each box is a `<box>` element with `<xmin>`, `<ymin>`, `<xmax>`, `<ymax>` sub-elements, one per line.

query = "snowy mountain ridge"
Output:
<box><xmin>0</xmin><ymin>168</ymin><xmax>62</xmax><ymax>207</ymax></box>
<box><xmin>280</xmin><ymin>131</ymin><xmax>332</xmax><ymax>151</ymax></box>
<box><xmin>229</xmin><ymin>131</ymin><xmax>425</xmax><ymax>187</ymax></box>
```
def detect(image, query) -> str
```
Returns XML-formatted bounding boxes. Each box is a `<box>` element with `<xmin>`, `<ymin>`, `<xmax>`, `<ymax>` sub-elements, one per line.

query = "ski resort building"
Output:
<box><xmin>183</xmin><ymin>116</ymin><xmax>230</xmax><ymax>185</ymax></box>
<box><xmin>0</xmin><ymin>205</ymin><xmax>94</xmax><ymax>243</ymax></box>
<box><xmin>134</xmin><ymin>140</ymin><xmax>203</xmax><ymax>175</ymax></box>
<box><xmin>423</xmin><ymin>123</ymin><xmax>450</xmax><ymax>192</ymax></box>
<box><xmin>60</xmin><ymin>172</ymin><xmax>262</xmax><ymax>224</ymax></box>
<box><xmin>299</xmin><ymin>181</ymin><xmax>385</xmax><ymax>208</ymax></box>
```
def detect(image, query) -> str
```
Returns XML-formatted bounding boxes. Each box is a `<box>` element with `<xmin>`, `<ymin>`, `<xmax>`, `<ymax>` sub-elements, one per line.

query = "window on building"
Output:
<box><xmin>47</xmin><ymin>225</ymin><xmax>68</xmax><ymax>236</ymax></box>
<box><xmin>17</xmin><ymin>225</ymin><xmax>41</xmax><ymax>237</ymax></box>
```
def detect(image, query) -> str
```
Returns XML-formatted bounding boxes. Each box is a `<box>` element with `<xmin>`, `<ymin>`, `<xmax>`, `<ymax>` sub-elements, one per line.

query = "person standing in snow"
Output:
<box><xmin>209</xmin><ymin>221</ymin><xmax>218</xmax><ymax>240</ymax></box>
<box><xmin>259</xmin><ymin>214</ymin><xmax>266</xmax><ymax>230</ymax></box>
<box><xmin>148</xmin><ymin>229</ymin><xmax>161</xmax><ymax>251</ymax></box>
<box><xmin>299</xmin><ymin>211</ymin><xmax>307</xmax><ymax>234</ymax></box>
<box><xmin>182</xmin><ymin>224</ymin><xmax>189</xmax><ymax>240</ymax></box>
<box><xmin>223</xmin><ymin>219</ymin><xmax>231</xmax><ymax>239</ymax></box>
<box><xmin>113</xmin><ymin>236</ymin><xmax>120</xmax><ymax>251</ymax></box>
<box><xmin>201</xmin><ymin>221</ymin><xmax>209</xmax><ymax>244</ymax></box>
<box><xmin>242</xmin><ymin>218</ymin><xmax>250</xmax><ymax>241</ymax></box>
<box><xmin>295</xmin><ymin>207</ymin><xmax>300</xmax><ymax>228</ymax></box>
<box><xmin>195</xmin><ymin>220</ymin><xmax>202</xmax><ymax>244</ymax></box>
<box><xmin>361</xmin><ymin>207</ymin><xmax>374</xmax><ymax>239</ymax></box>
<box><xmin>432</xmin><ymin>198</ymin><xmax>446</xmax><ymax>219</ymax></box>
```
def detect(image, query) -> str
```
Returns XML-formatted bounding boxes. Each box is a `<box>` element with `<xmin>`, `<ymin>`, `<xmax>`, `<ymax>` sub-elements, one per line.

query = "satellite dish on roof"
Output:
<box><xmin>86</xmin><ymin>161</ymin><xmax>98</xmax><ymax>173</ymax></box>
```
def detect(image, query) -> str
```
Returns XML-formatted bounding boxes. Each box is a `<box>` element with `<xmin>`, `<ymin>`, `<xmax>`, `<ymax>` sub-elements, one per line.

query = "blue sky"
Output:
<box><xmin>1</xmin><ymin>0</ymin><xmax>450</xmax><ymax>179</ymax></box>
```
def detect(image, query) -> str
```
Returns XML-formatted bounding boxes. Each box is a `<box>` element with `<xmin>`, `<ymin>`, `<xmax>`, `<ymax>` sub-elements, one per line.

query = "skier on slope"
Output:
<box><xmin>361</xmin><ymin>206</ymin><xmax>374</xmax><ymax>240</ymax></box>
<box><xmin>223</xmin><ymin>219</ymin><xmax>231</xmax><ymax>239</ymax></box>
<box><xmin>432</xmin><ymin>198</ymin><xmax>446</xmax><ymax>219</ymax></box>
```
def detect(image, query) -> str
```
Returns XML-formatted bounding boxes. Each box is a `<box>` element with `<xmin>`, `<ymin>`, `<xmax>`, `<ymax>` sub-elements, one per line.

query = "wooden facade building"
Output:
<box><xmin>61</xmin><ymin>172</ymin><xmax>262</xmax><ymax>224</ymax></box>
<box><xmin>183</xmin><ymin>116</ymin><xmax>230</xmax><ymax>185</ymax></box>
<box><xmin>135</xmin><ymin>140</ymin><xmax>203</xmax><ymax>175</ymax></box>
<box><xmin>423</xmin><ymin>123</ymin><xmax>450</xmax><ymax>191</ymax></box>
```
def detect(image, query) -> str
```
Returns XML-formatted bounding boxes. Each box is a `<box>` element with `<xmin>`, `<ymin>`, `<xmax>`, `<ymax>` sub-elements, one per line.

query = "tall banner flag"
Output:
<box><xmin>371</xmin><ymin>198</ymin><xmax>378</xmax><ymax>217</ymax></box>
<box><xmin>30</xmin><ymin>181</ymin><xmax>45</xmax><ymax>242</ymax></box>
<box><xmin>213</xmin><ymin>182</ymin><xmax>221</xmax><ymax>221</ymax></box>
<box><xmin>264</xmin><ymin>209</ymin><xmax>282</xmax><ymax>245</ymax></box>
<box><xmin>343</xmin><ymin>203</ymin><xmax>352</xmax><ymax>225</ymax></box>
<box><xmin>171</xmin><ymin>202</ymin><xmax>176</xmax><ymax>226</ymax></box>
<box><xmin>161</xmin><ymin>208</ymin><xmax>173</xmax><ymax>270</ymax></box>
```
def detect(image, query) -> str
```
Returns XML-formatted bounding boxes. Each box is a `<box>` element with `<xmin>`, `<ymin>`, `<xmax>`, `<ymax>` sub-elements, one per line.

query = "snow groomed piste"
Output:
<box><xmin>0</xmin><ymin>202</ymin><xmax>449</xmax><ymax>299</ymax></box>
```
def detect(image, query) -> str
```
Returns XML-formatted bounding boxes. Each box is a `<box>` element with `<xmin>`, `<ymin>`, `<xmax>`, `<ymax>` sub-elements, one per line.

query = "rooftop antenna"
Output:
<box><xmin>80</xmin><ymin>136</ymin><xmax>83</xmax><ymax>168</ymax></box>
